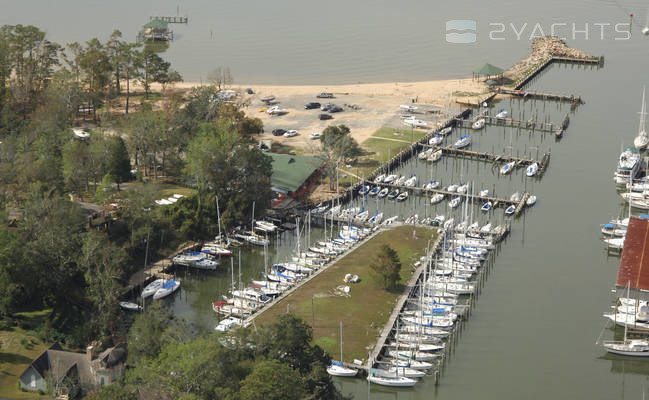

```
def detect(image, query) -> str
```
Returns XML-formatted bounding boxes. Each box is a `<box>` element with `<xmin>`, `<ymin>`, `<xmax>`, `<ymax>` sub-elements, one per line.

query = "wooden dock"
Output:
<box><xmin>376</xmin><ymin>182</ymin><xmax>524</xmax><ymax>209</ymax></box>
<box><xmin>498</xmin><ymin>88</ymin><xmax>582</xmax><ymax>104</ymax></box>
<box><xmin>514</xmin><ymin>55</ymin><xmax>603</xmax><ymax>90</ymax></box>
<box><xmin>455</xmin><ymin>115</ymin><xmax>558</xmax><ymax>133</ymax></box>
<box><xmin>150</xmin><ymin>16</ymin><xmax>188</xmax><ymax>24</ymax></box>
<box><xmin>419</xmin><ymin>144</ymin><xmax>546</xmax><ymax>168</ymax></box>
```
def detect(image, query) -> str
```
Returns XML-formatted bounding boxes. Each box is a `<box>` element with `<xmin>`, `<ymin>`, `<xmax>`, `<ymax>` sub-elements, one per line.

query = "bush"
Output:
<box><xmin>0</xmin><ymin>318</ymin><xmax>12</xmax><ymax>330</ymax></box>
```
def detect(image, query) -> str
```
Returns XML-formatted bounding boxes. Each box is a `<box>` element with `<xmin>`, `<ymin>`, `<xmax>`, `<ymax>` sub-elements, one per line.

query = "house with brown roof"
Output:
<box><xmin>19</xmin><ymin>342</ymin><xmax>127</xmax><ymax>397</ymax></box>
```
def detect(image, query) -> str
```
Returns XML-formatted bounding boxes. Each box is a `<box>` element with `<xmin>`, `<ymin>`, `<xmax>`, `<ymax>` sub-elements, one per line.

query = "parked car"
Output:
<box><xmin>304</xmin><ymin>102</ymin><xmax>321</xmax><ymax>109</ymax></box>
<box><xmin>319</xmin><ymin>113</ymin><xmax>333</xmax><ymax>120</ymax></box>
<box><xmin>272</xmin><ymin>128</ymin><xmax>287</xmax><ymax>136</ymax></box>
<box><xmin>283</xmin><ymin>130</ymin><xmax>298</xmax><ymax>137</ymax></box>
<box><xmin>320</xmin><ymin>103</ymin><xmax>334</xmax><ymax>111</ymax></box>
<box><xmin>329</xmin><ymin>106</ymin><xmax>343</xmax><ymax>113</ymax></box>
<box><xmin>309</xmin><ymin>132</ymin><xmax>322</xmax><ymax>140</ymax></box>
<box><xmin>316</xmin><ymin>92</ymin><xmax>334</xmax><ymax>98</ymax></box>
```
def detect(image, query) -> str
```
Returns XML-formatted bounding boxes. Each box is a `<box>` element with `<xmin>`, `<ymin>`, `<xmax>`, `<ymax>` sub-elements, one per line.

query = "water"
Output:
<box><xmin>5</xmin><ymin>0</ymin><xmax>649</xmax><ymax>397</ymax></box>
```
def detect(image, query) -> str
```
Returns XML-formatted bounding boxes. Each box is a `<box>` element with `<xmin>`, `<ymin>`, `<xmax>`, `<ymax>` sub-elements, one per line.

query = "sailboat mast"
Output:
<box><xmin>339</xmin><ymin>320</ymin><xmax>343</xmax><ymax>362</ymax></box>
<box><xmin>216</xmin><ymin>196</ymin><xmax>221</xmax><ymax>239</ymax></box>
<box><xmin>251</xmin><ymin>201</ymin><xmax>255</xmax><ymax>234</ymax></box>
<box><xmin>639</xmin><ymin>86</ymin><xmax>647</xmax><ymax>136</ymax></box>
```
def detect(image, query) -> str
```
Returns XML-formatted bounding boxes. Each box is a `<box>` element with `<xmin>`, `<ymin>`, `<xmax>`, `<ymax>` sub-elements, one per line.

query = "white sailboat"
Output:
<box><xmin>327</xmin><ymin>321</ymin><xmax>358</xmax><ymax>377</ymax></box>
<box><xmin>526</xmin><ymin>162</ymin><xmax>539</xmax><ymax>177</ymax></box>
<box><xmin>633</xmin><ymin>87</ymin><xmax>648</xmax><ymax>150</ymax></box>
<box><xmin>499</xmin><ymin>161</ymin><xmax>515</xmax><ymax>175</ymax></box>
<box><xmin>602</xmin><ymin>282</ymin><xmax>649</xmax><ymax>357</ymax></box>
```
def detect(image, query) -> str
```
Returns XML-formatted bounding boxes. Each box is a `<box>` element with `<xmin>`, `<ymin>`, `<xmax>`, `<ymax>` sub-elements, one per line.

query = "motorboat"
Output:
<box><xmin>369</xmin><ymin>186</ymin><xmax>381</xmax><ymax>196</ymax></box>
<box><xmin>454</xmin><ymin>134</ymin><xmax>471</xmax><ymax>148</ymax></box>
<box><xmin>495</xmin><ymin>109</ymin><xmax>509</xmax><ymax>119</ymax></box>
<box><xmin>153</xmin><ymin>280</ymin><xmax>181</xmax><ymax>300</ymax></box>
<box><xmin>457</xmin><ymin>183</ymin><xmax>468</xmax><ymax>194</ymax></box>
<box><xmin>255</xmin><ymin>220</ymin><xmax>277</xmax><ymax>232</ymax></box>
<box><xmin>215</xmin><ymin>316</ymin><xmax>247</xmax><ymax>332</ymax></box>
<box><xmin>510</xmin><ymin>192</ymin><xmax>522</xmax><ymax>202</ymax></box>
<box><xmin>526</xmin><ymin>162</ymin><xmax>539</xmax><ymax>177</ymax></box>
<box><xmin>499</xmin><ymin>161</ymin><xmax>515</xmax><ymax>175</ymax></box>
<box><xmin>526</xmin><ymin>195</ymin><xmax>537</xmax><ymax>206</ymax></box>
<box><xmin>377</xmin><ymin>188</ymin><xmax>389</xmax><ymax>198</ymax></box>
<box><xmin>615</xmin><ymin>147</ymin><xmax>641</xmax><ymax>185</ymax></box>
<box><xmin>428</xmin><ymin>149</ymin><xmax>443</xmax><ymax>162</ymax></box>
<box><xmin>119</xmin><ymin>301</ymin><xmax>142</xmax><ymax>311</ymax></box>
<box><xmin>403</xmin><ymin>118</ymin><xmax>428</xmax><ymax>128</ymax></box>
<box><xmin>447</xmin><ymin>183</ymin><xmax>458</xmax><ymax>192</ymax></box>
<box><xmin>396</xmin><ymin>191</ymin><xmax>409</xmax><ymax>201</ymax></box>
<box><xmin>604</xmin><ymin>237</ymin><xmax>625</xmax><ymax>250</ymax></box>
<box><xmin>472</xmin><ymin>118</ymin><xmax>485</xmax><ymax>130</ymax></box>
<box><xmin>481</xmin><ymin>201</ymin><xmax>492</xmax><ymax>212</ymax></box>
<box><xmin>387</xmin><ymin>189</ymin><xmax>400</xmax><ymax>200</ymax></box>
<box><xmin>173</xmin><ymin>251</ymin><xmax>204</xmax><ymax>266</ymax></box>
<box><xmin>194</xmin><ymin>258</ymin><xmax>218</xmax><ymax>270</ymax></box>
<box><xmin>479</xmin><ymin>188</ymin><xmax>489</xmax><ymax>197</ymax></box>
<box><xmin>430</xmin><ymin>194</ymin><xmax>445</xmax><ymax>204</ymax></box>
<box><xmin>505</xmin><ymin>205</ymin><xmax>516</xmax><ymax>215</ymax></box>
<box><xmin>374</xmin><ymin>174</ymin><xmax>386</xmax><ymax>183</ymax></box>
<box><xmin>429</xmin><ymin>134</ymin><xmax>443</xmax><ymax>146</ymax></box>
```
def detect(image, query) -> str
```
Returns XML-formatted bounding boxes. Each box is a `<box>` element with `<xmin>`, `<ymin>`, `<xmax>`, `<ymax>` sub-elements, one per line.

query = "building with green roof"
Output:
<box><xmin>268</xmin><ymin>152</ymin><xmax>323</xmax><ymax>196</ymax></box>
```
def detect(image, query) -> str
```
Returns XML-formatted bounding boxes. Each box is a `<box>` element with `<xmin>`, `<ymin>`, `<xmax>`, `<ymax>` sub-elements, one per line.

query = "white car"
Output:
<box><xmin>283</xmin><ymin>130</ymin><xmax>298</xmax><ymax>137</ymax></box>
<box><xmin>309</xmin><ymin>132</ymin><xmax>322</xmax><ymax>140</ymax></box>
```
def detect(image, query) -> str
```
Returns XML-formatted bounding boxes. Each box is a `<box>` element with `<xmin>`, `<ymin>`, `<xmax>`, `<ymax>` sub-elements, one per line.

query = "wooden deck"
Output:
<box><xmin>498</xmin><ymin>88</ymin><xmax>582</xmax><ymax>104</ymax></box>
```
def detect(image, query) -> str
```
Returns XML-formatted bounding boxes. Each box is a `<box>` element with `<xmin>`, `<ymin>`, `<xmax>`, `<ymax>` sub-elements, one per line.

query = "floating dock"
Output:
<box><xmin>498</xmin><ymin>88</ymin><xmax>582</xmax><ymax>104</ymax></box>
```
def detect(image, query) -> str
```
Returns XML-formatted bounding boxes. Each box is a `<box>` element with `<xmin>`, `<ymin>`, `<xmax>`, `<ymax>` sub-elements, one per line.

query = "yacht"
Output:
<box><xmin>614</xmin><ymin>147</ymin><xmax>641</xmax><ymax>185</ymax></box>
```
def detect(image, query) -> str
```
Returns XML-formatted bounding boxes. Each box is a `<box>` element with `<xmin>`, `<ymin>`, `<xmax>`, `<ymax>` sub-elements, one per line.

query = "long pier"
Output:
<box><xmin>498</xmin><ymin>88</ymin><xmax>582</xmax><ymax>104</ymax></box>
<box><xmin>419</xmin><ymin>144</ymin><xmax>547</xmax><ymax>168</ymax></box>
<box><xmin>514</xmin><ymin>55</ymin><xmax>603</xmax><ymax>90</ymax></box>
<box><xmin>454</xmin><ymin>115</ymin><xmax>558</xmax><ymax>133</ymax></box>
<box><xmin>150</xmin><ymin>16</ymin><xmax>189</xmax><ymax>24</ymax></box>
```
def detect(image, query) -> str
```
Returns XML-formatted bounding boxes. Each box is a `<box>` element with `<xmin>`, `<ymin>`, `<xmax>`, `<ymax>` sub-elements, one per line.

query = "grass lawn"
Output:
<box><xmin>330</xmin><ymin>127</ymin><xmax>427</xmax><ymax>187</ymax></box>
<box><xmin>0</xmin><ymin>310</ymin><xmax>51</xmax><ymax>399</ymax></box>
<box><xmin>254</xmin><ymin>226</ymin><xmax>436</xmax><ymax>363</ymax></box>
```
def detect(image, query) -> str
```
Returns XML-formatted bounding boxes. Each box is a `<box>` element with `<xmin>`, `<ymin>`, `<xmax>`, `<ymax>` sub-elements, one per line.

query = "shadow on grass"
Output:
<box><xmin>0</xmin><ymin>352</ymin><xmax>33</xmax><ymax>365</ymax></box>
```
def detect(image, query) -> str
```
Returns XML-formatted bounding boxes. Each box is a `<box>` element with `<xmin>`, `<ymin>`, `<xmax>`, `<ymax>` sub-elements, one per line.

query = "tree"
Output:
<box><xmin>369</xmin><ymin>244</ymin><xmax>402</xmax><ymax>290</ymax></box>
<box><xmin>238</xmin><ymin>361</ymin><xmax>305</xmax><ymax>400</ymax></box>
<box><xmin>76</xmin><ymin>38</ymin><xmax>111</xmax><ymax>122</ymax></box>
<box><xmin>106</xmin><ymin>136</ymin><xmax>131</xmax><ymax>190</ymax></box>
<box><xmin>319</xmin><ymin>125</ymin><xmax>362</xmax><ymax>189</ymax></box>
<box><xmin>138</xmin><ymin>47</ymin><xmax>173</xmax><ymax>99</ymax></box>
<box><xmin>207</xmin><ymin>67</ymin><xmax>233</xmax><ymax>90</ymax></box>
<box><xmin>62</xmin><ymin>138</ymin><xmax>91</xmax><ymax>194</ymax></box>
<box><xmin>79</xmin><ymin>231</ymin><xmax>127</xmax><ymax>337</ymax></box>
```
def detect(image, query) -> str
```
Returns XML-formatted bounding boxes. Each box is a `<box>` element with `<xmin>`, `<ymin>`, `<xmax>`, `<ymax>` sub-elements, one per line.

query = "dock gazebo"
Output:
<box><xmin>139</xmin><ymin>19</ymin><xmax>172</xmax><ymax>42</ymax></box>
<box><xmin>472</xmin><ymin>63</ymin><xmax>504</xmax><ymax>81</ymax></box>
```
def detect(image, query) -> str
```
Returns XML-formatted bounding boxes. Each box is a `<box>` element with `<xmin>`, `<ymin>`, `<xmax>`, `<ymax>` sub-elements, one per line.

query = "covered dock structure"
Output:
<box><xmin>615</xmin><ymin>217</ymin><xmax>649</xmax><ymax>301</ymax></box>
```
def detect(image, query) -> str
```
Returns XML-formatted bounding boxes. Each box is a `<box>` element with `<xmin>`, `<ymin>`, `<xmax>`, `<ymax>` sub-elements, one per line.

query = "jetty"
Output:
<box><xmin>418</xmin><ymin>144</ymin><xmax>547</xmax><ymax>168</ymax></box>
<box><xmin>497</xmin><ymin>88</ymin><xmax>582</xmax><ymax>104</ymax></box>
<box><xmin>513</xmin><ymin>55</ymin><xmax>603</xmax><ymax>90</ymax></box>
<box><xmin>149</xmin><ymin>16</ymin><xmax>188</xmax><ymax>24</ymax></box>
<box><xmin>455</xmin><ymin>115</ymin><xmax>560</xmax><ymax>133</ymax></box>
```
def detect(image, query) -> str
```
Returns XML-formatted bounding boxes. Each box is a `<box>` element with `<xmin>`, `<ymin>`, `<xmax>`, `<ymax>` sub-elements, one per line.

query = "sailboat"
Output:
<box><xmin>327</xmin><ymin>321</ymin><xmax>358</xmax><ymax>376</ymax></box>
<box><xmin>499</xmin><ymin>161</ymin><xmax>515</xmax><ymax>175</ymax></box>
<box><xmin>454</xmin><ymin>134</ymin><xmax>472</xmax><ymax>148</ymax></box>
<box><xmin>633</xmin><ymin>87</ymin><xmax>649</xmax><ymax>150</ymax></box>
<box><xmin>526</xmin><ymin>162</ymin><xmax>539</xmax><ymax>177</ymax></box>
<box><xmin>602</xmin><ymin>282</ymin><xmax>649</xmax><ymax>356</ymax></box>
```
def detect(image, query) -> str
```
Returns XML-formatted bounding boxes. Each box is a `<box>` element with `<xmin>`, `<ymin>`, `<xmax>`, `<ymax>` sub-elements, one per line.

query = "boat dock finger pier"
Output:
<box><xmin>419</xmin><ymin>144</ymin><xmax>550</xmax><ymax>171</ymax></box>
